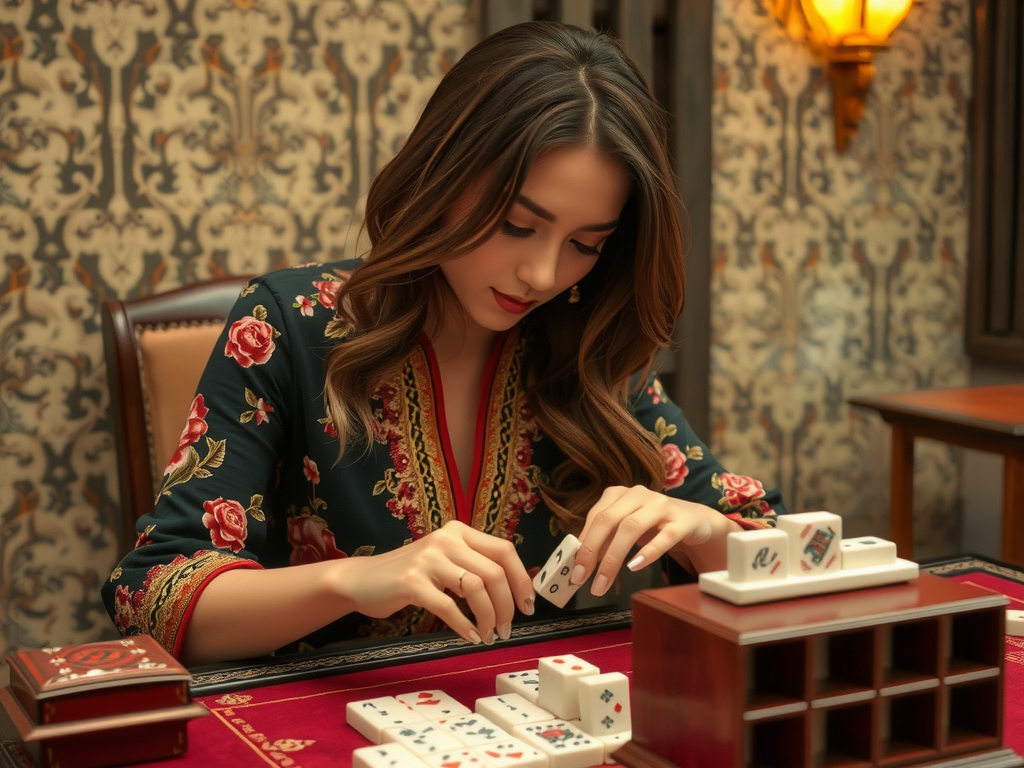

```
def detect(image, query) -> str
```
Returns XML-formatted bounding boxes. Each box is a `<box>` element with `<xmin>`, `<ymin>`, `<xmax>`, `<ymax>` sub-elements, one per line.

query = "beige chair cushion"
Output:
<box><xmin>136</xmin><ymin>323</ymin><xmax>225</xmax><ymax>492</ymax></box>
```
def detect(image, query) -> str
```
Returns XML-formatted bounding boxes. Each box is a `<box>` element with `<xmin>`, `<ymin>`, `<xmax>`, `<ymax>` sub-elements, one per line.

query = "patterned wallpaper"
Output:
<box><xmin>0</xmin><ymin>0</ymin><xmax>972</xmax><ymax>659</ymax></box>
<box><xmin>0</xmin><ymin>0</ymin><xmax>478</xmax><ymax>660</ymax></box>
<box><xmin>709</xmin><ymin>0</ymin><xmax>970</xmax><ymax>553</ymax></box>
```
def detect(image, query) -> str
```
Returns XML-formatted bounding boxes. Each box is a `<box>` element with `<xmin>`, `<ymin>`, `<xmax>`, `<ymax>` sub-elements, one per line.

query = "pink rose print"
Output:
<box><xmin>254</xmin><ymin>397</ymin><xmax>273</xmax><ymax>424</ymax></box>
<box><xmin>166</xmin><ymin>395</ymin><xmax>209</xmax><ymax>473</ymax></box>
<box><xmin>647</xmin><ymin>378</ymin><xmax>666</xmax><ymax>404</ymax></box>
<box><xmin>303</xmin><ymin>456</ymin><xmax>320</xmax><ymax>484</ymax></box>
<box><xmin>224</xmin><ymin>313</ymin><xmax>276</xmax><ymax>367</ymax></box>
<box><xmin>202</xmin><ymin>497</ymin><xmax>248</xmax><ymax>552</ymax></box>
<box><xmin>288</xmin><ymin>514</ymin><xmax>347</xmax><ymax>565</ymax></box>
<box><xmin>295</xmin><ymin>295</ymin><xmax>314</xmax><ymax>316</ymax></box>
<box><xmin>312</xmin><ymin>280</ymin><xmax>343</xmax><ymax>310</ymax></box>
<box><xmin>718</xmin><ymin>473</ymin><xmax>766</xmax><ymax>508</ymax></box>
<box><xmin>241</xmin><ymin>388</ymin><xmax>274</xmax><ymax>426</ymax></box>
<box><xmin>662</xmin><ymin>443</ymin><xmax>689</xmax><ymax>489</ymax></box>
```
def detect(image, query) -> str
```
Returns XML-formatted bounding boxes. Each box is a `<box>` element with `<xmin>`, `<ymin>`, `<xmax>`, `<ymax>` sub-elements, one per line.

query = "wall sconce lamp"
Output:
<box><xmin>798</xmin><ymin>0</ymin><xmax>915</xmax><ymax>152</ymax></box>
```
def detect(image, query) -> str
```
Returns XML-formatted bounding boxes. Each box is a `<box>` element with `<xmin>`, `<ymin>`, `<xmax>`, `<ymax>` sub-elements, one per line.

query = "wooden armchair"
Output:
<box><xmin>102</xmin><ymin>276</ymin><xmax>252</xmax><ymax>555</ymax></box>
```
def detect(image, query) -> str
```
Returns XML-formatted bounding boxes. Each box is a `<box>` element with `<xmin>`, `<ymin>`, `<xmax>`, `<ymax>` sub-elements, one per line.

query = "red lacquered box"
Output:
<box><xmin>0</xmin><ymin>635</ymin><xmax>206</xmax><ymax>768</ymax></box>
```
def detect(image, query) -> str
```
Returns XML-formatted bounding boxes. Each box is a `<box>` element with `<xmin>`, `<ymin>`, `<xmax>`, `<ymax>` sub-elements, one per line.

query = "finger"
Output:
<box><xmin>452</xmin><ymin>567</ymin><xmax>500</xmax><ymax>644</ymax></box>
<box><xmin>576</xmin><ymin>485</ymin><xmax>629</xmax><ymax>543</ymax></box>
<box><xmin>416</xmin><ymin>587</ymin><xmax>483</xmax><ymax>645</ymax></box>
<box><xmin>446</xmin><ymin>545</ymin><xmax>521</xmax><ymax>642</ymax></box>
<box><xmin>460</xmin><ymin>527</ymin><xmax>536</xmax><ymax>620</ymax></box>
<box><xmin>573</xmin><ymin>486</ymin><xmax>635</xmax><ymax>585</ymax></box>
<box><xmin>626</xmin><ymin>513</ymin><xmax>715</xmax><ymax>572</ymax></box>
<box><xmin>590</xmin><ymin>504</ymin><xmax>655</xmax><ymax>596</ymax></box>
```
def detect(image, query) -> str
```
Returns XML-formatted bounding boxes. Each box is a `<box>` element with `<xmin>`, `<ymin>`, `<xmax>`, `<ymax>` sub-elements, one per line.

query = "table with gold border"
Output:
<box><xmin>1</xmin><ymin>556</ymin><xmax>1021</xmax><ymax>768</ymax></box>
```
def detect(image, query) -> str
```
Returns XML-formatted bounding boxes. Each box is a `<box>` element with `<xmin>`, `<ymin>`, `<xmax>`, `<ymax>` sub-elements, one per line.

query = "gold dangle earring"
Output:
<box><xmin>568</xmin><ymin>285</ymin><xmax>581</xmax><ymax>304</ymax></box>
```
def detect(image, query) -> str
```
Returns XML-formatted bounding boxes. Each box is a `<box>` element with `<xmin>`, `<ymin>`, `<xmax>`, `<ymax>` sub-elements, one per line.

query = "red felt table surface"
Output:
<box><xmin>116</xmin><ymin>569</ymin><xmax>1024</xmax><ymax>768</ymax></box>
<box><xmin>947</xmin><ymin>571</ymin><xmax>1024</xmax><ymax>753</ymax></box>
<box><xmin>142</xmin><ymin>629</ymin><xmax>632</xmax><ymax>768</ymax></box>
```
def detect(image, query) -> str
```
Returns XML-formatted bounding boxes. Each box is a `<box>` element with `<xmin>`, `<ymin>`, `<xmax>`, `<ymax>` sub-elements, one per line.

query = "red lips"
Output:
<box><xmin>491</xmin><ymin>289</ymin><xmax>535</xmax><ymax>315</ymax></box>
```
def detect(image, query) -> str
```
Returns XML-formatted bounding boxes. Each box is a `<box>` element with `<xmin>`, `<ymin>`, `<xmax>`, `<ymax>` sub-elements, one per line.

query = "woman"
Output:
<box><xmin>102</xmin><ymin>21</ymin><xmax>784</xmax><ymax>665</ymax></box>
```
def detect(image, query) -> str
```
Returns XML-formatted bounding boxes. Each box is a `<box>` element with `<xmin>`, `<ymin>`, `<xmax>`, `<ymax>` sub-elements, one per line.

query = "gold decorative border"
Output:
<box><xmin>920</xmin><ymin>555</ymin><xmax>1024</xmax><ymax>585</ymax></box>
<box><xmin>189</xmin><ymin>610</ymin><xmax>632</xmax><ymax>695</ymax></box>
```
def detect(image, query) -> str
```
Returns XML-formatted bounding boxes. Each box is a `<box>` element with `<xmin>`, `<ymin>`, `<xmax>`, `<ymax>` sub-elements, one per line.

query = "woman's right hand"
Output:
<box><xmin>335</xmin><ymin>520</ymin><xmax>536</xmax><ymax>645</ymax></box>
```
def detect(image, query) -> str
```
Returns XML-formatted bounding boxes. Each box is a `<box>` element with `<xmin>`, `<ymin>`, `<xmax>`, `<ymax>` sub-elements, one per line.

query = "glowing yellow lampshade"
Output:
<box><xmin>795</xmin><ymin>0</ymin><xmax>914</xmax><ymax>151</ymax></box>
<box><xmin>801</xmin><ymin>0</ymin><xmax>914</xmax><ymax>50</ymax></box>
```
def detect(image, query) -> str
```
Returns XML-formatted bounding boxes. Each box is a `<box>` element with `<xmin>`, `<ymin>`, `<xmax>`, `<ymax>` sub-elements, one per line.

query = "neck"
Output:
<box><xmin>427</xmin><ymin>309</ymin><xmax>501</xmax><ymax>368</ymax></box>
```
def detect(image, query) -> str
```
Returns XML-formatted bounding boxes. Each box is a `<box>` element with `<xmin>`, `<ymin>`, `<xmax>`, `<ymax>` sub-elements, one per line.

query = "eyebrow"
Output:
<box><xmin>516</xmin><ymin>194</ymin><xmax>620</xmax><ymax>232</ymax></box>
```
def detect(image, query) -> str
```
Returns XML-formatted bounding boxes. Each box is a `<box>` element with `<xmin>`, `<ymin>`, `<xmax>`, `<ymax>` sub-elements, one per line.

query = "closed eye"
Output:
<box><xmin>570</xmin><ymin>239</ymin><xmax>602</xmax><ymax>257</ymax></box>
<box><xmin>502</xmin><ymin>221</ymin><xmax>604</xmax><ymax>256</ymax></box>
<box><xmin>501</xmin><ymin>221</ymin><xmax>533</xmax><ymax>238</ymax></box>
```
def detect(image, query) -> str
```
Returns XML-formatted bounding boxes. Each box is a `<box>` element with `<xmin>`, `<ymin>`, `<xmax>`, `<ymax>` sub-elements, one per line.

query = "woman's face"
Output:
<box><xmin>439</xmin><ymin>145</ymin><xmax>630</xmax><ymax>337</ymax></box>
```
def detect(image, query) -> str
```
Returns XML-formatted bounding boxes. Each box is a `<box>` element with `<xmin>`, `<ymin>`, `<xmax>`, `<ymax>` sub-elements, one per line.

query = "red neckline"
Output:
<box><xmin>419</xmin><ymin>332</ymin><xmax>509</xmax><ymax>524</ymax></box>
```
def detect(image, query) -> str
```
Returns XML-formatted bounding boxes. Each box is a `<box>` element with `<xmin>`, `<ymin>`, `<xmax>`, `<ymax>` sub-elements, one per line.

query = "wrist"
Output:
<box><xmin>676</xmin><ymin>503</ymin><xmax>741</xmax><ymax>573</ymax></box>
<box><xmin>318</xmin><ymin>556</ymin><xmax>362</xmax><ymax>616</ymax></box>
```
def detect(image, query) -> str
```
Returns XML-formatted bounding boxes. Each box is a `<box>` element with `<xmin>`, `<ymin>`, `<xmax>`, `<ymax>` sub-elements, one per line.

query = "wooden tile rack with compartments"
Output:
<box><xmin>616</xmin><ymin>572</ymin><xmax>1021</xmax><ymax>768</ymax></box>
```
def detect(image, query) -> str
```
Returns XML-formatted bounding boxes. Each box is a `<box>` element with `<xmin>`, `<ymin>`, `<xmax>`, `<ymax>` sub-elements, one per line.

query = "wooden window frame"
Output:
<box><xmin>966</xmin><ymin>0</ymin><xmax>1024</xmax><ymax>364</ymax></box>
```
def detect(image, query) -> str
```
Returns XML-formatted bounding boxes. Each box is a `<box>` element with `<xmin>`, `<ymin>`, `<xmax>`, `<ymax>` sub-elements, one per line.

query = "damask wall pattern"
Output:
<box><xmin>0</xmin><ymin>0</ymin><xmax>477</xmax><ymax>660</ymax></box>
<box><xmin>709</xmin><ymin>0</ymin><xmax>971</xmax><ymax>554</ymax></box>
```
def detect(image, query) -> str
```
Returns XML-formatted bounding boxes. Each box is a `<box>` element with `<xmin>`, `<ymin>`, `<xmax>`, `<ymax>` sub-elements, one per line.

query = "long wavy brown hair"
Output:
<box><xmin>324</xmin><ymin>21</ymin><xmax>686</xmax><ymax>533</ymax></box>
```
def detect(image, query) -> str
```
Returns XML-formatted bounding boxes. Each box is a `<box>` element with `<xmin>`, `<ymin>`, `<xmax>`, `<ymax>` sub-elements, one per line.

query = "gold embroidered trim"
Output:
<box><xmin>373</xmin><ymin>348</ymin><xmax>456</xmax><ymax>539</ymax></box>
<box><xmin>472</xmin><ymin>331</ymin><xmax>542</xmax><ymax>538</ymax></box>
<box><xmin>122</xmin><ymin>551</ymin><xmax>257</xmax><ymax>654</ymax></box>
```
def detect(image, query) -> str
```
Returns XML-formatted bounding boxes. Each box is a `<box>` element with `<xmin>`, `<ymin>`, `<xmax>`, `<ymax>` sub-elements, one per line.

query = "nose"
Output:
<box><xmin>516</xmin><ymin>239</ymin><xmax>559</xmax><ymax>293</ymax></box>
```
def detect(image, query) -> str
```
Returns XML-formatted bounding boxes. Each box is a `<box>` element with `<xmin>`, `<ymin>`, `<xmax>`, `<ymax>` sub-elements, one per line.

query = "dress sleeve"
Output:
<box><xmin>101</xmin><ymin>276</ymin><xmax>295</xmax><ymax>657</ymax></box>
<box><xmin>630</xmin><ymin>373</ymin><xmax>786</xmax><ymax>530</ymax></box>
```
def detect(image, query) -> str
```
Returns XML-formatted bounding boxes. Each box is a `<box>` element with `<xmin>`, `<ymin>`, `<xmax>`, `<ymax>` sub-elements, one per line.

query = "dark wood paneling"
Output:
<box><xmin>668</xmin><ymin>0</ymin><xmax>712</xmax><ymax>440</ymax></box>
<box><xmin>966</xmin><ymin>0</ymin><xmax>1024</xmax><ymax>364</ymax></box>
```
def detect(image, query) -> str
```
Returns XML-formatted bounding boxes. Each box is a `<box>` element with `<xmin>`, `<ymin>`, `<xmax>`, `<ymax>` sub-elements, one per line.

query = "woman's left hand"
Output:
<box><xmin>570</xmin><ymin>485</ymin><xmax>741</xmax><ymax>596</ymax></box>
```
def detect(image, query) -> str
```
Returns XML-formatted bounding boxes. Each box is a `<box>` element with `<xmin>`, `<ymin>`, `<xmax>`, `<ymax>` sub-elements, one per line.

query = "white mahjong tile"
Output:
<box><xmin>537</xmin><ymin>654</ymin><xmax>600</xmax><ymax>721</ymax></box>
<box><xmin>533</xmin><ymin>534</ymin><xmax>583</xmax><ymax>608</ymax></box>
<box><xmin>475</xmin><ymin>694</ymin><xmax>553</xmax><ymax>734</ymax></box>
<box><xmin>348</xmin><ymin>696</ymin><xmax>429</xmax><ymax>744</ymax></box>
<box><xmin>420</xmin><ymin>749</ymin><xmax>491</xmax><ymax>768</ymax></box>
<box><xmin>394</xmin><ymin>690</ymin><xmax>472</xmax><ymax>720</ymax></box>
<box><xmin>383</xmin><ymin>722</ymin><xmax>465</xmax><ymax>756</ymax></box>
<box><xmin>577</xmin><ymin>672</ymin><xmax>630</xmax><ymax>736</ymax></box>
<box><xmin>598</xmin><ymin>731</ymin><xmax>630</xmax><ymax>764</ymax></box>
<box><xmin>495</xmin><ymin>669</ymin><xmax>540</xmax><ymax>704</ymax></box>
<box><xmin>471</xmin><ymin>738</ymin><xmax>548</xmax><ymax>768</ymax></box>
<box><xmin>435</xmin><ymin>713</ymin><xmax>506</xmax><ymax>745</ymax></box>
<box><xmin>776</xmin><ymin>511</ymin><xmax>842</xmax><ymax>576</ymax></box>
<box><xmin>512</xmin><ymin>720</ymin><xmax>605</xmax><ymax>768</ymax></box>
<box><xmin>353</xmin><ymin>742</ymin><xmax>430</xmax><ymax>768</ymax></box>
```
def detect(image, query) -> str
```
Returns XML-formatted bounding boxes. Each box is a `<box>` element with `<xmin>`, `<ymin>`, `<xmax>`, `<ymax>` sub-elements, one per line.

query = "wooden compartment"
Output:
<box><xmin>880</xmin><ymin>690</ymin><xmax>939</xmax><ymax>763</ymax></box>
<box><xmin>814</xmin><ymin>630</ymin><xmax>875</xmax><ymax>701</ymax></box>
<box><xmin>883</xmin><ymin>620</ymin><xmax>939</xmax><ymax>688</ymax></box>
<box><xmin>749</xmin><ymin>715</ymin><xmax>805</xmax><ymax>768</ymax></box>
<box><xmin>946</xmin><ymin>679</ymin><xmax>1001</xmax><ymax>752</ymax></box>
<box><xmin>616</xmin><ymin>573</ymin><xmax>1015</xmax><ymax>768</ymax></box>
<box><xmin>813</xmin><ymin>702</ymin><xmax>875</xmax><ymax>768</ymax></box>
<box><xmin>748</xmin><ymin>640</ymin><xmax>807</xmax><ymax>711</ymax></box>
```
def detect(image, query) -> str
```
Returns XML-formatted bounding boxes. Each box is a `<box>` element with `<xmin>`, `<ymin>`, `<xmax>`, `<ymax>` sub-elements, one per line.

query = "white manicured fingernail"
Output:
<box><xmin>570</xmin><ymin>564</ymin><xmax>586</xmax><ymax>585</ymax></box>
<box><xmin>498</xmin><ymin>622</ymin><xmax>511</xmax><ymax>641</ymax></box>
<box><xmin>523</xmin><ymin>597</ymin><xmax>535</xmax><ymax>615</ymax></box>
<box><xmin>592</xmin><ymin>574</ymin><xmax>609</xmax><ymax>597</ymax></box>
<box><xmin>484</xmin><ymin>628</ymin><xmax>496</xmax><ymax>645</ymax></box>
<box><xmin>627</xmin><ymin>554</ymin><xmax>647</xmax><ymax>571</ymax></box>
<box><xmin>468</xmin><ymin>629</ymin><xmax>482</xmax><ymax>645</ymax></box>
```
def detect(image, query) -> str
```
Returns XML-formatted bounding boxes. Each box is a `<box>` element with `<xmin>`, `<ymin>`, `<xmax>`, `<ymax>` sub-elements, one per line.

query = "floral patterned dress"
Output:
<box><xmin>101</xmin><ymin>261</ymin><xmax>784</xmax><ymax>658</ymax></box>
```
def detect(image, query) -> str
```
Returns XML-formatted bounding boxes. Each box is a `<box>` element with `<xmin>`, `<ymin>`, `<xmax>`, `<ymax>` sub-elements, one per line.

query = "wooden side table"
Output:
<box><xmin>849</xmin><ymin>384</ymin><xmax>1024</xmax><ymax>565</ymax></box>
